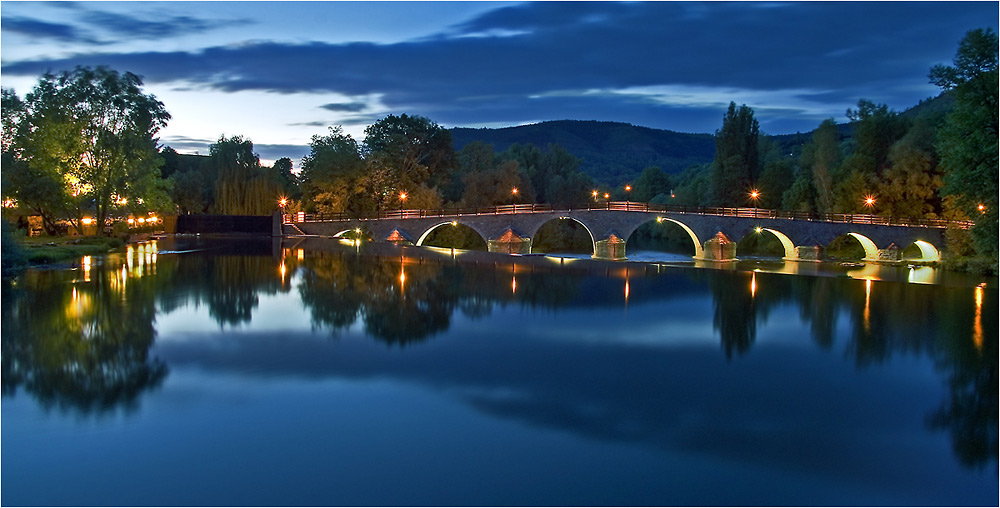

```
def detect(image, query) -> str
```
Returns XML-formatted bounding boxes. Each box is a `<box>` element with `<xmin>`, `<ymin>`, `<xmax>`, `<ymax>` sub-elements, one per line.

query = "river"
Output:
<box><xmin>1</xmin><ymin>236</ymin><xmax>996</xmax><ymax>506</ymax></box>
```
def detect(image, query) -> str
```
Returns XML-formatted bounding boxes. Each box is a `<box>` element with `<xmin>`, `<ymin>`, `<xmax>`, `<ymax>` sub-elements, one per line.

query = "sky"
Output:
<box><xmin>1</xmin><ymin>1</ymin><xmax>997</xmax><ymax>166</ymax></box>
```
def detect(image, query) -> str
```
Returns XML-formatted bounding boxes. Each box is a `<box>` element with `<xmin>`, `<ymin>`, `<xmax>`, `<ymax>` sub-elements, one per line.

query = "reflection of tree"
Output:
<box><xmin>1</xmin><ymin>266</ymin><xmax>167</xmax><ymax>413</ymax></box>
<box><xmin>297</xmin><ymin>249</ymin><xmax>588</xmax><ymax>345</ymax></box>
<box><xmin>709</xmin><ymin>271</ymin><xmax>757</xmax><ymax>358</ymax></box>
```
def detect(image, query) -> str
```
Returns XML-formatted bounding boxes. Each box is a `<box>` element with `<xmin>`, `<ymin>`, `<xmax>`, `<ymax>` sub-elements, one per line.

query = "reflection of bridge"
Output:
<box><xmin>284</xmin><ymin>202</ymin><xmax>972</xmax><ymax>262</ymax></box>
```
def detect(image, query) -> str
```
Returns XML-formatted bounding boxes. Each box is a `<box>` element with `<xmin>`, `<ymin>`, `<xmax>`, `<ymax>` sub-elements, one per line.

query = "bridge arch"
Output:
<box><xmin>532</xmin><ymin>216</ymin><xmax>597</xmax><ymax>255</ymax></box>
<box><xmin>847</xmin><ymin>232</ymin><xmax>880</xmax><ymax>261</ymax></box>
<box><xmin>414</xmin><ymin>221</ymin><xmax>488</xmax><ymax>248</ymax></box>
<box><xmin>908</xmin><ymin>240</ymin><xmax>941</xmax><ymax>262</ymax></box>
<box><xmin>752</xmin><ymin>227</ymin><xmax>797</xmax><ymax>260</ymax></box>
<box><xmin>643</xmin><ymin>217</ymin><xmax>705</xmax><ymax>259</ymax></box>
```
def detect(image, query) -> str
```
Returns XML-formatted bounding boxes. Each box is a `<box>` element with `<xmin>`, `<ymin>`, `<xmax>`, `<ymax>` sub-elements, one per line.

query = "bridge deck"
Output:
<box><xmin>286</xmin><ymin>202</ymin><xmax>972</xmax><ymax>230</ymax></box>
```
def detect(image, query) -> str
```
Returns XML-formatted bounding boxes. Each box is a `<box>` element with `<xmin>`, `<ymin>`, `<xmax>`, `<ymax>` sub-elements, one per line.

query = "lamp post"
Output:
<box><xmin>864</xmin><ymin>195</ymin><xmax>876</xmax><ymax>211</ymax></box>
<box><xmin>512</xmin><ymin>187</ymin><xmax>518</xmax><ymax>213</ymax></box>
<box><xmin>399</xmin><ymin>191</ymin><xmax>407</xmax><ymax>215</ymax></box>
<box><xmin>592</xmin><ymin>189</ymin><xmax>598</xmax><ymax>202</ymax></box>
<box><xmin>749</xmin><ymin>188</ymin><xmax>760</xmax><ymax>217</ymax></box>
<box><xmin>624</xmin><ymin>184</ymin><xmax>631</xmax><ymax>204</ymax></box>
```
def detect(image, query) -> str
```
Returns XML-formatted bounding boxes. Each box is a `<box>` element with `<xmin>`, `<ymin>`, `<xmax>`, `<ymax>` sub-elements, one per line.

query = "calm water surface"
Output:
<box><xmin>2</xmin><ymin>237</ymin><xmax>996</xmax><ymax>506</ymax></box>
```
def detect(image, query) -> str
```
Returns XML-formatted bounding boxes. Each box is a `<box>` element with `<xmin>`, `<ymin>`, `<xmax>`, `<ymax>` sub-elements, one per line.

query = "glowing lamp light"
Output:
<box><xmin>81</xmin><ymin>217</ymin><xmax>94</xmax><ymax>226</ymax></box>
<box><xmin>604</xmin><ymin>193</ymin><xmax>610</xmax><ymax>199</ymax></box>
<box><xmin>128</xmin><ymin>218</ymin><xmax>135</xmax><ymax>225</ymax></box>
<box><xmin>148</xmin><ymin>216</ymin><xmax>157</xmax><ymax>223</ymax></box>
<box><xmin>137</xmin><ymin>218</ymin><xmax>146</xmax><ymax>224</ymax></box>
<box><xmin>624</xmin><ymin>185</ymin><xmax>631</xmax><ymax>192</ymax></box>
<box><xmin>279</xmin><ymin>197</ymin><xmax>288</xmax><ymax>208</ymax></box>
<box><xmin>864</xmin><ymin>195</ymin><xmax>876</xmax><ymax>208</ymax></box>
<box><xmin>749</xmin><ymin>189</ymin><xmax>760</xmax><ymax>201</ymax></box>
<box><xmin>978</xmin><ymin>203</ymin><xmax>986</xmax><ymax>213</ymax></box>
<box><xmin>399</xmin><ymin>191</ymin><xmax>407</xmax><ymax>201</ymax></box>
<box><xmin>451</xmin><ymin>221</ymin><xmax>458</xmax><ymax>226</ymax></box>
<box><xmin>592</xmin><ymin>190</ymin><xmax>598</xmax><ymax>198</ymax></box>
<box><xmin>512</xmin><ymin>187</ymin><xmax>518</xmax><ymax>195</ymax></box>
<box><xmin>755</xmin><ymin>226</ymin><xmax>763</xmax><ymax>234</ymax></box>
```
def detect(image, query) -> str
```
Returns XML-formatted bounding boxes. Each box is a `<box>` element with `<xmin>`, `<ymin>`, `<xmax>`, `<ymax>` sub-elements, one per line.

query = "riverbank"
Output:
<box><xmin>2</xmin><ymin>234</ymin><xmax>127</xmax><ymax>279</ymax></box>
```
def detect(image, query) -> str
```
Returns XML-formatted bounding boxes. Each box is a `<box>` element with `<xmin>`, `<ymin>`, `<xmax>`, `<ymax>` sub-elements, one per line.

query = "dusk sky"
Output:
<box><xmin>2</xmin><ymin>1</ymin><xmax>997</xmax><ymax>166</ymax></box>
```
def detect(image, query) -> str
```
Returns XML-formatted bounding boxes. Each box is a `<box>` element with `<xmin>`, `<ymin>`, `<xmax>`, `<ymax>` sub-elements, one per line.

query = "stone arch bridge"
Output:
<box><xmin>284</xmin><ymin>203</ymin><xmax>970</xmax><ymax>263</ymax></box>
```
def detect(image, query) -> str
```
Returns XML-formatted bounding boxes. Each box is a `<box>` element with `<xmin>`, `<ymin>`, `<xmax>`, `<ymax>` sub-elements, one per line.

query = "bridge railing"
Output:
<box><xmin>285</xmin><ymin>202</ymin><xmax>973</xmax><ymax>230</ymax></box>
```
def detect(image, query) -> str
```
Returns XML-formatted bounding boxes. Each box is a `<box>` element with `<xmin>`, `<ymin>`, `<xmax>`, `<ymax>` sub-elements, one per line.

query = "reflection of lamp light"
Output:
<box><xmin>974</xmin><ymin>284</ymin><xmax>984</xmax><ymax>349</ymax></box>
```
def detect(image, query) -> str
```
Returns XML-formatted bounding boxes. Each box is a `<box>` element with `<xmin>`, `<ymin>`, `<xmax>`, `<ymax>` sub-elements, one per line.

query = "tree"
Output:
<box><xmin>878</xmin><ymin>119</ymin><xmax>942</xmax><ymax>218</ymax></box>
<box><xmin>632</xmin><ymin>166</ymin><xmax>671</xmax><ymax>203</ymax></box>
<box><xmin>710</xmin><ymin>102</ymin><xmax>759</xmax><ymax>206</ymax></box>
<box><xmin>834</xmin><ymin>100</ymin><xmax>908</xmax><ymax>212</ymax></box>
<box><xmin>11</xmin><ymin>67</ymin><xmax>171</xmax><ymax>233</ymax></box>
<box><xmin>930</xmin><ymin>28</ymin><xmax>999</xmax><ymax>260</ymax></box>
<box><xmin>362</xmin><ymin>114</ymin><xmax>456</xmax><ymax>192</ymax></box>
<box><xmin>211</xmin><ymin>135</ymin><xmax>281</xmax><ymax>215</ymax></box>
<box><xmin>272</xmin><ymin>157</ymin><xmax>299</xmax><ymax>200</ymax></box>
<box><xmin>800</xmin><ymin>119</ymin><xmax>841</xmax><ymax>213</ymax></box>
<box><xmin>299</xmin><ymin>126</ymin><xmax>365</xmax><ymax>214</ymax></box>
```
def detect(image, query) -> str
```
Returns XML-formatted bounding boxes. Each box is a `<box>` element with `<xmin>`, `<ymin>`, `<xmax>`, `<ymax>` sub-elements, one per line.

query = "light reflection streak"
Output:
<box><xmin>512</xmin><ymin>275</ymin><xmax>517</xmax><ymax>294</ymax></box>
<box><xmin>973</xmin><ymin>285</ymin><xmax>983</xmax><ymax>349</ymax></box>
<box><xmin>750</xmin><ymin>271</ymin><xmax>756</xmax><ymax>298</ymax></box>
<box><xmin>82</xmin><ymin>255</ymin><xmax>91</xmax><ymax>282</ymax></box>
<box><xmin>864</xmin><ymin>279</ymin><xmax>872</xmax><ymax>332</ymax></box>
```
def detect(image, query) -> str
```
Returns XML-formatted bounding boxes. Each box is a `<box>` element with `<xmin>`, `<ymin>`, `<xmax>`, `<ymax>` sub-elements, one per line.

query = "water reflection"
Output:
<box><xmin>2</xmin><ymin>247</ymin><xmax>167</xmax><ymax>414</ymax></box>
<box><xmin>1</xmin><ymin>238</ymin><xmax>996</xmax><ymax>470</ymax></box>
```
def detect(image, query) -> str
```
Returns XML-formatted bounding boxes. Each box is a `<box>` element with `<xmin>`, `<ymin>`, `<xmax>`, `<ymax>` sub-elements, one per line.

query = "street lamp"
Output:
<box><xmin>864</xmin><ymin>194</ymin><xmax>876</xmax><ymax>210</ymax></box>
<box><xmin>512</xmin><ymin>187</ymin><xmax>519</xmax><ymax>213</ymax></box>
<box><xmin>978</xmin><ymin>203</ymin><xmax>986</xmax><ymax>214</ymax></box>
<box><xmin>749</xmin><ymin>188</ymin><xmax>760</xmax><ymax>217</ymax></box>
<box><xmin>624</xmin><ymin>184</ymin><xmax>632</xmax><ymax>203</ymax></box>
<box><xmin>592</xmin><ymin>189</ymin><xmax>599</xmax><ymax>202</ymax></box>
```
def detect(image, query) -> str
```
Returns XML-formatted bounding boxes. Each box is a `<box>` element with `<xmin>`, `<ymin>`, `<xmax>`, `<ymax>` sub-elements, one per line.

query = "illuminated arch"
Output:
<box><xmin>846</xmin><ymin>232</ymin><xmax>880</xmax><ymax>261</ymax></box>
<box><xmin>909</xmin><ymin>240</ymin><xmax>941</xmax><ymax>262</ymax></box>
<box><xmin>641</xmin><ymin>217</ymin><xmax>704</xmax><ymax>259</ymax></box>
<box><xmin>533</xmin><ymin>216</ymin><xmax>596</xmax><ymax>254</ymax></box>
<box><xmin>756</xmin><ymin>228</ymin><xmax>797</xmax><ymax>260</ymax></box>
<box><xmin>415</xmin><ymin>221</ymin><xmax>487</xmax><ymax>247</ymax></box>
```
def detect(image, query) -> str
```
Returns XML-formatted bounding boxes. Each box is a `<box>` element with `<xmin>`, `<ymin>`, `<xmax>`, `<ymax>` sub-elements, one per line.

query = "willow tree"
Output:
<box><xmin>10</xmin><ymin>67</ymin><xmax>171</xmax><ymax>233</ymax></box>
<box><xmin>211</xmin><ymin>135</ymin><xmax>281</xmax><ymax>215</ymax></box>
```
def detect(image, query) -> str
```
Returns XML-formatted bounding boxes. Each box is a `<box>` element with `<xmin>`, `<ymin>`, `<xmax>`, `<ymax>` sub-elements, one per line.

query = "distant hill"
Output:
<box><xmin>450</xmin><ymin>120</ymin><xmax>716</xmax><ymax>184</ymax></box>
<box><xmin>451</xmin><ymin>94</ymin><xmax>956</xmax><ymax>185</ymax></box>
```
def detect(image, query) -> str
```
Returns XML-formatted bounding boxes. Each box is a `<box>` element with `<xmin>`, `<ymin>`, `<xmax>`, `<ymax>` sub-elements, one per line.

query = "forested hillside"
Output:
<box><xmin>451</xmin><ymin>120</ymin><xmax>715</xmax><ymax>183</ymax></box>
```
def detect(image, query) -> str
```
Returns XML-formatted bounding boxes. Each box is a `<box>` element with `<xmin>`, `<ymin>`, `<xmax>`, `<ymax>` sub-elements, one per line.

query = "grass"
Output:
<box><xmin>19</xmin><ymin>236</ymin><xmax>125</xmax><ymax>265</ymax></box>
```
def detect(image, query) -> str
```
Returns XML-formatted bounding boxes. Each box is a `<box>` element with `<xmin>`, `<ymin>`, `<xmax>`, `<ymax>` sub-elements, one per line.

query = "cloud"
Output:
<box><xmin>3</xmin><ymin>2</ymin><xmax>996</xmax><ymax>134</ymax></box>
<box><xmin>319</xmin><ymin>102</ymin><xmax>367</xmax><ymax>112</ymax></box>
<box><xmin>2</xmin><ymin>5</ymin><xmax>250</xmax><ymax>47</ymax></box>
<box><xmin>0</xmin><ymin>16</ymin><xmax>99</xmax><ymax>44</ymax></box>
<box><xmin>81</xmin><ymin>10</ymin><xmax>250</xmax><ymax>40</ymax></box>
